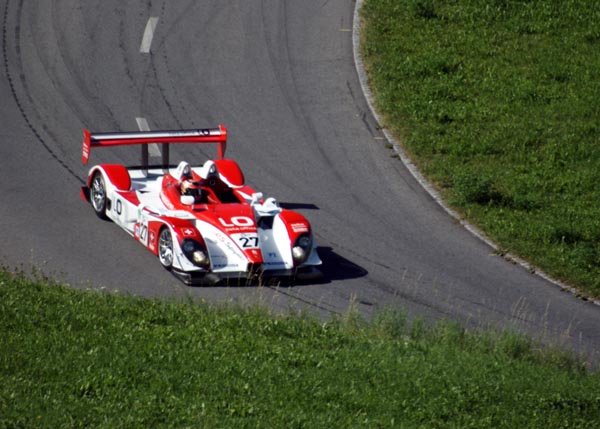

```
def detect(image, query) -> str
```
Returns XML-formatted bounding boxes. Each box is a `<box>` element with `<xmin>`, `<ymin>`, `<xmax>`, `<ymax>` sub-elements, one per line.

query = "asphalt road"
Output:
<box><xmin>2</xmin><ymin>0</ymin><xmax>599</xmax><ymax>361</ymax></box>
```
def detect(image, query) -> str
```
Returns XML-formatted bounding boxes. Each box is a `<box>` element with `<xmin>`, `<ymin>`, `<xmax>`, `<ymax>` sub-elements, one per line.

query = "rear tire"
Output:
<box><xmin>90</xmin><ymin>172</ymin><xmax>108</xmax><ymax>219</ymax></box>
<box><xmin>158</xmin><ymin>227</ymin><xmax>174</xmax><ymax>269</ymax></box>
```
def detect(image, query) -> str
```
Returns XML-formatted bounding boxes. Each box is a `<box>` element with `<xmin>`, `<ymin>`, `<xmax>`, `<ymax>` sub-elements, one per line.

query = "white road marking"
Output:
<box><xmin>140</xmin><ymin>17</ymin><xmax>159</xmax><ymax>53</ymax></box>
<box><xmin>136</xmin><ymin>117</ymin><xmax>161</xmax><ymax>156</ymax></box>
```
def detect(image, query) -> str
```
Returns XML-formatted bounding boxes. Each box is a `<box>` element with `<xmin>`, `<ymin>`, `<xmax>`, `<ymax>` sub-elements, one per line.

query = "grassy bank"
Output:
<box><xmin>360</xmin><ymin>0</ymin><xmax>600</xmax><ymax>297</ymax></box>
<box><xmin>1</xmin><ymin>270</ymin><xmax>599</xmax><ymax>428</ymax></box>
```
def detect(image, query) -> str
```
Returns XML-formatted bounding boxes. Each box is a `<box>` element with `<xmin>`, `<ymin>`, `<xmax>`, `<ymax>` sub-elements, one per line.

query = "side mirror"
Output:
<box><xmin>180</xmin><ymin>195</ymin><xmax>195</xmax><ymax>206</ymax></box>
<box><xmin>251</xmin><ymin>192</ymin><xmax>264</xmax><ymax>204</ymax></box>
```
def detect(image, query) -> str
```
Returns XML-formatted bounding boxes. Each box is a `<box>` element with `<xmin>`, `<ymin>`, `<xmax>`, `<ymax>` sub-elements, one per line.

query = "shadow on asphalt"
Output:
<box><xmin>313</xmin><ymin>246</ymin><xmax>368</xmax><ymax>283</ymax></box>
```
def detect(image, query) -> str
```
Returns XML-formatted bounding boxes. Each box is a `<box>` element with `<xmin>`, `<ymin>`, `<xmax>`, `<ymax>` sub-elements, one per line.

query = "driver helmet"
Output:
<box><xmin>180</xmin><ymin>180</ymin><xmax>203</xmax><ymax>200</ymax></box>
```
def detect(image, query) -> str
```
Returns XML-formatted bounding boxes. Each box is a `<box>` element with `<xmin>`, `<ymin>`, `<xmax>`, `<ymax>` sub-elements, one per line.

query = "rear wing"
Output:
<box><xmin>82</xmin><ymin>125</ymin><xmax>228</xmax><ymax>168</ymax></box>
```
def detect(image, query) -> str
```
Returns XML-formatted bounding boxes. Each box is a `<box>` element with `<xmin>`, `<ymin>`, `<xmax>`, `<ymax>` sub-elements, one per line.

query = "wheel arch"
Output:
<box><xmin>87</xmin><ymin>164</ymin><xmax>131</xmax><ymax>191</ymax></box>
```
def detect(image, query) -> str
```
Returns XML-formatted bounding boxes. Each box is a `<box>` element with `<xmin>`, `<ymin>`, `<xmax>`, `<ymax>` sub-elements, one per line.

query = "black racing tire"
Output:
<box><xmin>158</xmin><ymin>227</ymin><xmax>174</xmax><ymax>270</ymax></box>
<box><xmin>90</xmin><ymin>171</ymin><xmax>108</xmax><ymax>220</ymax></box>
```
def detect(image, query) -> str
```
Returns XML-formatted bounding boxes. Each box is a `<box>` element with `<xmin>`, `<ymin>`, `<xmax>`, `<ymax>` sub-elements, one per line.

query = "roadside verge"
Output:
<box><xmin>351</xmin><ymin>0</ymin><xmax>599</xmax><ymax>306</ymax></box>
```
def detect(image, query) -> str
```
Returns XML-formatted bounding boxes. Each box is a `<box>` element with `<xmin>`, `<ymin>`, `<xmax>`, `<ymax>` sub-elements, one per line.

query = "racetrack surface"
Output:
<box><xmin>2</xmin><ymin>1</ymin><xmax>599</xmax><ymax>361</ymax></box>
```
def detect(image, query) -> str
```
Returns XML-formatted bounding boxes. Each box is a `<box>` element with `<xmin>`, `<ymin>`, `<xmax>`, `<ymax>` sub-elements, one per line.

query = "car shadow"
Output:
<box><xmin>259</xmin><ymin>246</ymin><xmax>368</xmax><ymax>288</ymax></box>
<box><xmin>312</xmin><ymin>246</ymin><xmax>368</xmax><ymax>283</ymax></box>
<box><xmin>184</xmin><ymin>246</ymin><xmax>367</xmax><ymax>288</ymax></box>
<box><xmin>279</xmin><ymin>202</ymin><xmax>320</xmax><ymax>210</ymax></box>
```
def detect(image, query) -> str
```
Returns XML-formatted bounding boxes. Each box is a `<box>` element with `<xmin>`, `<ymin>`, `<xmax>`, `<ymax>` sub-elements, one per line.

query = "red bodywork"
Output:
<box><xmin>81</xmin><ymin>125</ymin><xmax>321</xmax><ymax>285</ymax></box>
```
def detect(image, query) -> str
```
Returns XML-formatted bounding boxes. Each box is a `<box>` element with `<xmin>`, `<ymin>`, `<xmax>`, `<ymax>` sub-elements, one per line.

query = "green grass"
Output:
<box><xmin>2</xmin><ymin>270</ymin><xmax>600</xmax><ymax>428</ymax></box>
<box><xmin>360</xmin><ymin>0</ymin><xmax>600</xmax><ymax>297</ymax></box>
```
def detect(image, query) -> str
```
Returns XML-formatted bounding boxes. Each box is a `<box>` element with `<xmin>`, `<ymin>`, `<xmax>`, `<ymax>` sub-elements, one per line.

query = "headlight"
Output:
<box><xmin>181</xmin><ymin>239</ymin><xmax>210</xmax><ymax>269</ymax></box>
<box><xmin>292</xmin><ymin>234</ymin><xmax>312</xmax><ymax>265</ymax></box>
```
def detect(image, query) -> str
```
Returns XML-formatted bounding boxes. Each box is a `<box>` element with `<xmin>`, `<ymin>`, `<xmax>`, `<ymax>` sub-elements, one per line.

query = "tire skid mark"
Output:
<box><xmin>2</xmin><ymin>0</ymin><xmax>84</xmax><ymax>184</ymax></box>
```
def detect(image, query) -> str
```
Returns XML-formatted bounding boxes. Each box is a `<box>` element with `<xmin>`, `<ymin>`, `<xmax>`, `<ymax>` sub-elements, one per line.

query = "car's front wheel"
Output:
<box><xmin>90</xmin><ymin>171</ymin><xmax>108</xmax><ymax>219</ymax></box>
<box><xmin>158</xmin><ymin>227</ymin><xmax>174</xmax><ymax>269</ymax></box>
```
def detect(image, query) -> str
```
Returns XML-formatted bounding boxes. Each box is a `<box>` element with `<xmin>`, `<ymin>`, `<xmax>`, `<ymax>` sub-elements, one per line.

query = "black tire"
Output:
<box><xmin>90</xmin><ymin>171</ymin><xmax>108</xmax><ymax>219</ymax></box>
<box><xmin>158</xmin><ymin>227</ymin><xmax>174</xmax><ymax>269</ymax></box>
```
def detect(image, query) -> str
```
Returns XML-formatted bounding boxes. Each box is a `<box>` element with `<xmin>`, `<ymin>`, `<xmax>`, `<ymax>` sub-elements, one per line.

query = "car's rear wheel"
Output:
<box><xmin>158</xmin><ymin>227</ymin><xmax>174</xmax><ymax>269</ymax></box>
<box><xmin>90</xmin><ymin>172</ymin><xmax>108</xmax><ymax>219</ymax></box>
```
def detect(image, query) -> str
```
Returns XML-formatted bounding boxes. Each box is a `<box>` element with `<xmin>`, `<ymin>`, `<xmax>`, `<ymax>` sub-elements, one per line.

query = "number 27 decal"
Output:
<box><xmin>232</xmin><ymin>233</ymin><xmax>259</xmax><ymax>249</ymax></box>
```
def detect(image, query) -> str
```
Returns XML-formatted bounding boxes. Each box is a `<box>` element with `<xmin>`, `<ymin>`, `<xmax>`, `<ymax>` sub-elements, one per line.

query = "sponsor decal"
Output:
<box><xmin>214</xmin><ymin>232</ymin><xmax>245</xmax><ymax>259</ymax></box>
<box><xmin>263</xmin><ymin>261</ymin><xmax>286</xmax><ymax>267</ymax></box>
<box><xmin>183</xmin><ymin>228</ymin><xmax>195</xmax><ymax>236</ymax></box>
<box><xmin>291</xmin><ymin>222</ymin><xmax>309</xmax><ymax>233</ymax></box>
<box><xmin>213</xmin><ymin>263</ymin><xmax>241</xmax><ymax>269</ymax></box>
<box><xmin>218</xmin><ymin>216</ymin><xmax>254</xmax><ymax>231</ymax></box>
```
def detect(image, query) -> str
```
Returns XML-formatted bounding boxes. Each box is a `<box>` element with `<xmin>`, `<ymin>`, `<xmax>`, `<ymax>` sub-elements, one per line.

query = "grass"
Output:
<box><xmin>2</xmin><ymin>270</ymin><xmax>600</xmax><ymax>428</ymax></box>
<box><xmin>360</xmin><ymin>0</ymin><xmax>600</xmax><ymax>297</ymax></box>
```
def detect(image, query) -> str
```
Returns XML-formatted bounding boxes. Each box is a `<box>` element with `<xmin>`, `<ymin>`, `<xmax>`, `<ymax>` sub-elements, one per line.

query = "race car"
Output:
<box><xmin>80</xmin><ymin>125</ymin><xmax>322</xmax><ymax>285</ymax></box>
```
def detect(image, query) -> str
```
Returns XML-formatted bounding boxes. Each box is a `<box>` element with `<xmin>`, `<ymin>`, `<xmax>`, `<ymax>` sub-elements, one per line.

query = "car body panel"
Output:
<box><xmin>81</xmin><ymin>127</ymin><xmax>321</xmax><ymax>285</ymax></box>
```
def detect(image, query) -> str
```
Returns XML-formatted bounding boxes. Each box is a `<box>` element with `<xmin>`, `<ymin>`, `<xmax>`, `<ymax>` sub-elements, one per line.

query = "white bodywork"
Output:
<box><xmin>88</xmin><ymin>165</ymin><xmax>321</xmax><ymax>284</ymax></box>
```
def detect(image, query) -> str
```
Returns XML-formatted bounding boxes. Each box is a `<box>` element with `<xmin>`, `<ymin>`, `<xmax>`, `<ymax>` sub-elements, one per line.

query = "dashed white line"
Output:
<box><xmin>135</xmin><ymin>117</ymin><xmax>161</xmax><ymax>157</ymax></box>
<box><xmin>140</xmin><ymin>17</ymin><xmax>159</xmax><ymax>53</ymax></box>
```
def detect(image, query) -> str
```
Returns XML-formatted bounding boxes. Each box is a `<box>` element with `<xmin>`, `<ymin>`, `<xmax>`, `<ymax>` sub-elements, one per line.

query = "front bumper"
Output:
<box><xmin>171</xmin><ymin>265</ymin><xmax>323</xmax><ymax>286</ymax></box>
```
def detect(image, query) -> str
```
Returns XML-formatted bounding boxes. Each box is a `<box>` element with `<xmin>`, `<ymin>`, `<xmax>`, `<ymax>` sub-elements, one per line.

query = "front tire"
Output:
<box><xmin>158</xmin><ymin>227</ymin><xmax>174</xmax><ymax>269</ymax></box>
<box><xmin>90</xmin><ymin>172</ymin><xmax>108</xmax><ymax>219</ymax></box>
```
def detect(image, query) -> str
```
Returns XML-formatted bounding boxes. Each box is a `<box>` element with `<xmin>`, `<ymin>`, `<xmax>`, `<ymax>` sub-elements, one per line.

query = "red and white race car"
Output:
<box><xmin>80</xmin><ymin>125</ymin><xmax>321</xmax><ymax>285</ymax></box>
